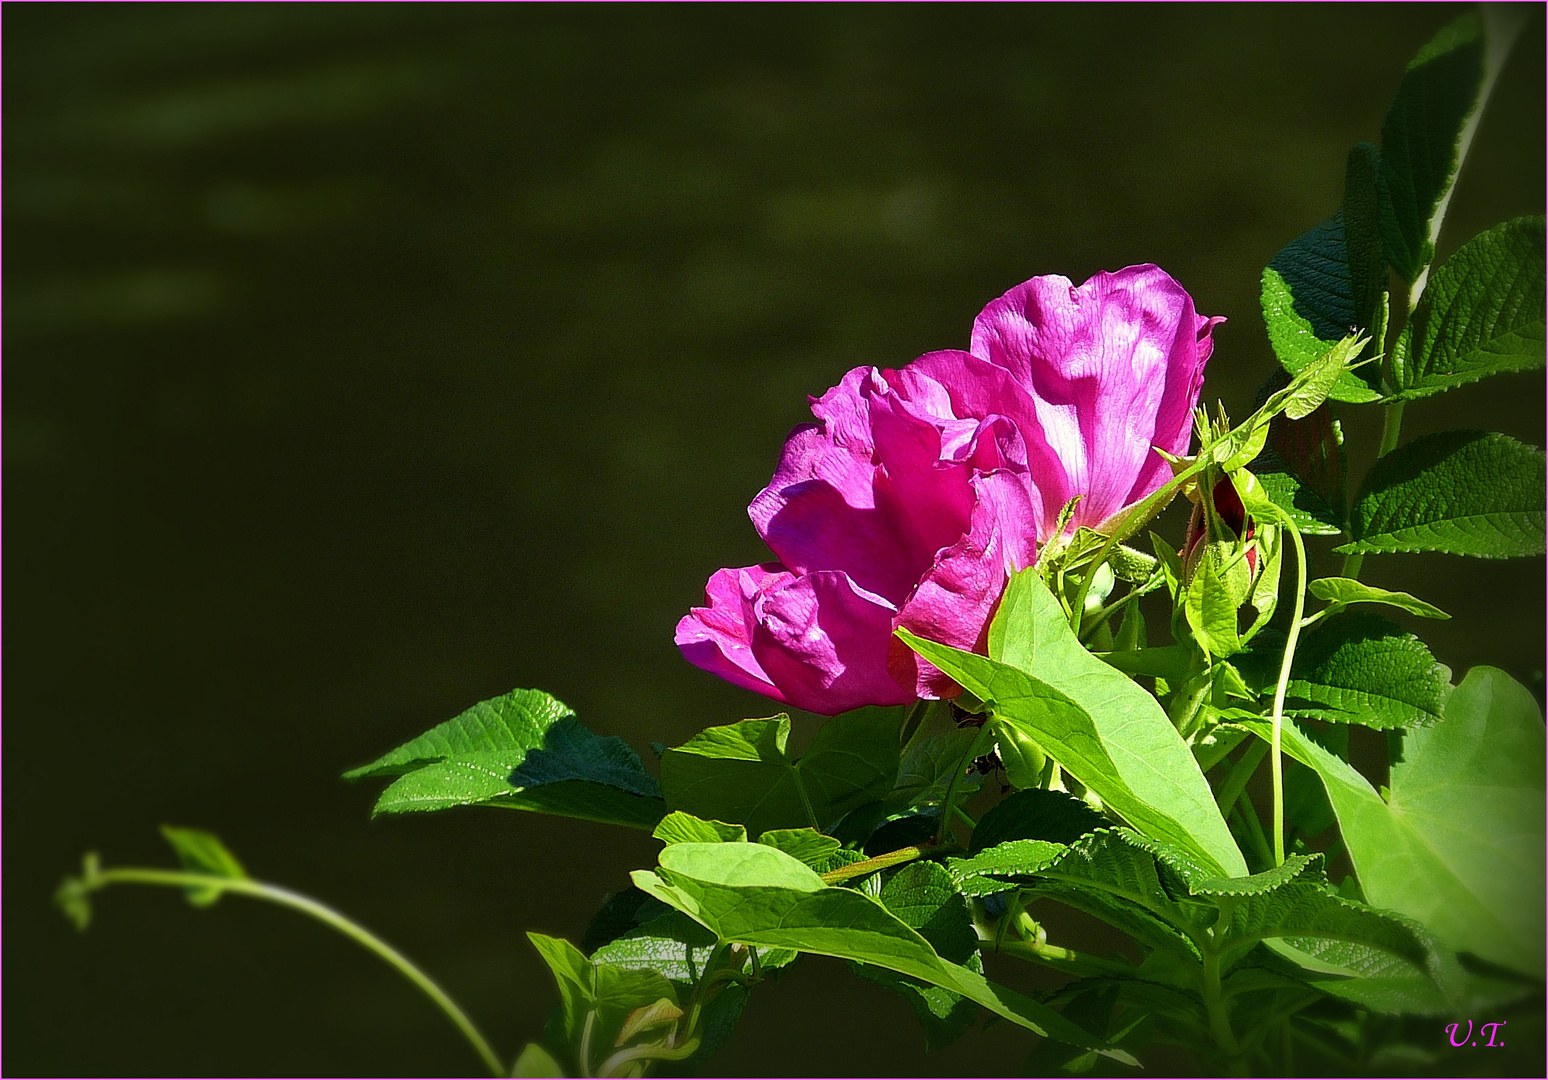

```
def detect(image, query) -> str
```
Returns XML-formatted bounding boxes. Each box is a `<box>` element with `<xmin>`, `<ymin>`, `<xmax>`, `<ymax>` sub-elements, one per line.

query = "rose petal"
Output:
<box><xmin>675</xmin><ymin>564</ymin><xmax>791</xmax><ymax>703</ymax></box>
<box><xmin>970</xmin><ymin>265</ymin><xmax>1220</xmax><ymax>533</ymax></box>
<box><xmin>751</xmin><ymin>570</ymin><xmax>912</xmax><ymax>715</ymax></box>
<box><xmin>891</xmin><ymin>471</ymin><xmax>1040</xmax><ymax>699</ymax></box>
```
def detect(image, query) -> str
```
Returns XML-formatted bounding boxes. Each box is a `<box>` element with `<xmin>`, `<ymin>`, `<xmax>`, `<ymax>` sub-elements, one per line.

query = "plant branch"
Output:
<box><xmin>80</xmin><ymin>867</ymin><xmax>505</xmax><ymax>1077</ymax></box>
<box><xmin>1268</xmin><ymin>514</ymin><xmax>1308</xmax><ymax>867</ymax></box>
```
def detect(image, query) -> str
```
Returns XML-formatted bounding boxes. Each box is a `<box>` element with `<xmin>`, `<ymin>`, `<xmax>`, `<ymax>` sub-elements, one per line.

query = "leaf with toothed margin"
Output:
<box><xmin>1338</xmin><ymin>430</ymin><xmax>1545</xmax><ymax>558</ymax></box>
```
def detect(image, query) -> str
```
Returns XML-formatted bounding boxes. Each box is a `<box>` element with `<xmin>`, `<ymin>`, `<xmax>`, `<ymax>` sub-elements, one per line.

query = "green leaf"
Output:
<box><xmin>1184</xmin><ymin>558</ymin><xmax>1243</xmax><ymax>658</ymax></box>
<box><xmin>348</xmin><ymin>688</ymin><xmax>665</xmax><ymax>829</ymax></box>
<box><xmin>347</xmin><ymin>687</ymin><xmax>578</xmax><ymax>777</ymax></box>
<box><xmin>659</xmin><ymin>707</ymin><xmax>902</xmax><ymax>837</ymax></box>
<box><xmin>513</xmin><ymin>1042</ymin><xmax>565</xmax><ymax>1078</ymax></box>
<box><xmin>1396</xmin><ymin>216</ymin><xmax>1546</xmax><ymax>397</ymax></box>
<box><xmin>590</xmin><ymin>911</ymin><xmax>719</xmax><ymax>984</ymax></box>
<box><xmin>888</xmin><ymin>726</ymin><xmax>985</xmax><ymax>813</ymax></box>
<box><xmin>1307</xmin><ymin>577</ymin><xmax>1449</xmax><ymax>620</ymax></box>
<box><xmin>969</xmin><ymin>789</ymin><xmax>1107</xmax><ymax>852</ymax></box>
<box><xmin>990</xmin><ymin>717</ymin><xmax>1045</xmax><ymax>789</ymax></box>
<box><xmin>1278</xmin><ymin>611</ymin><xmax>1449</xmax><ymax>729</ymax></box>
<box><xmin>652</xmin><ymin>812</ymin><xmax>747</xmax><ymax>846</ymax></box>
<box><xmin>877</xmin><ymin>861</ymin><xmax>979</xmax><ymax>965</ymax></box>
<box><xmin>1251</xmin><ymin>392</ymin><xmax>1347</xmax><ymax>536</ymax></box>
<box><xmin>1339</xmin><ymin>430</ymin><xmax>1546</xmax><ymax>557</ymax></box>
<box><xmin>1284</xmin><ymin>333</ymin><xmax>1371</xmax><ymax>421</ymax></box>
<box><xmin>946</xmin><ymin>839</ymin><xmax>1067</xmax><ymax>898</ymax></box>
<box><xmin>631</xmin><ymin>843</ymin><xmax>1129</xmax><ymax>1060</ymax></box>
<box><xmin>902</xmin><ymin>571</ymin><xmax>1246</xmax><ymax>877</ymax></box>
<box><xmin>852</xmin><ymin>861</ymin><xmax>982</xmax><ymax>1052</ymax></box>
<box><xmin>1375</xmin><ymin>11</ymin><xmax>1523</xmax><ymax>284</ymax></box>
<box><xmin>1261</xmin><ymin>218</ymin><xmax>1383</xmax><ymax>404</ymax></box>
<box><xmin>757</xmin><ymin>828</ymin><xmax>841</xmax><ymax>867</ymax></box>
<box><xmin>1242</xmin><ymin>667</ymin><xmax>1546</xmax><ymax>977</ymax></box>
<box><xmin>850</xmin><ymin>961</ymin><xmax>980</xmax><ymax>1053</ymax></box>
<box><xmin>528</xmin><ymin>933</ymin><xmax>680</xmax><ymax>1077</ymax></box>
<box><xmin>160</xmin><ymin>826</ymin><xmax>248</xmax><ymax>908</ymax></box>
<box><xmin>1094</xmin><ymin>643</ymin><xmax>1194</xmax><ymax>682</ymax></box>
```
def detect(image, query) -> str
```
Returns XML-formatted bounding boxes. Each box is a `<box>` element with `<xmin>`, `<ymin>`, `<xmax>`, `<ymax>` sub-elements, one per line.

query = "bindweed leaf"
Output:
<box><xmin>900</xmin><ymin>573</ymin><xmax>1245</xmax><ymax>878</ymax></box>
<box><xmin>160</xmin><ymin>826</ymin><xmax>247</xmax><ymax>908</ymax></box>
<box><xmin>348</xmin><ymin>688</ymin><xmax>664</xmax><ymax>829</ymax></box>
<box><xmin>512</xmin><ymin>1042</ymin><xmax>564</xmax><ymax>1078</ymax></box>
<box><xmin>888</xmin><ymin>726</ymin><xmax>985</xmax><ymax>814</ymax></box>
<box><xmin>1338</xmin><ymin>430</ymin><xmax>1546</xmax><ymax>558</ymax></box>
<box><xmin>630</xmin><ymin>842</ymin><xmax>1130</xmax><ymax>1060</ymax></box>
<box><xmin>757</xmin><ymin>828</ymin><xmax>841</xmax><ymax>867</ymax></box>
<box><xmin>653</xmin><ymin>812</ymin><xmax>747</xmax><ymax>846</ymax></box>
<box><xmin>528</xmin><ymin>933</ymin><xmax>680</xmax><ymax>1077</ymax></box>
<box><xmin>1241</xmin><ymin>667</ymin><xmax>1546</xmax><ymax>977</ymax></box>
<box><xmin>1307</xmin><ymin>577</ymin><xmax>1449</xmax><ymax>620</ymax></box>
<box><xmin>1395</xmin><ymin>216</ymin><xmax>1546</xmax><ymax>397</ymax></box>
<box><xmin>659</xmin><ymin>706</ymin><xmax>902</xmax><ymax>837</ymax></box>
<box><xmin>1376</xmin><ymin>10</ymin><xmax>1524</xmax><ymax>284</ymax></box>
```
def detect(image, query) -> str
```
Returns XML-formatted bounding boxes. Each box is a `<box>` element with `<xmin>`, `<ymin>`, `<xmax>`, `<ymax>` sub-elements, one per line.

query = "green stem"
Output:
<box><xmin>935</xmin><ymin>723</ymin><xmax>993</xmax><ymax>844</ymax></box>
<box><xmin>818</xmin><ymin>843</ymin><xmax>951</xmax><ymax>885</ymax></box>
<box><xmin>88</xmin><ymin>868</ymin><xmax>505</xmax><ymax>1077</ymax></box>
<box><xmin>1078</xmin><ymin>572</ymin><xmax>1163</xmax><ymax>644</ymax></box>
<box><xmin>1231</xmin><ymin>800</ymin><xmax>1275</xmax><ymax>872</ymax></box>
<box><xmin>788</xmin><ymin>770</ymin><xmax>822</xmax><ymax>832</ymax></box>
<box><xmin>596</xmin><ymin>1036</ymin><xmax>703</xmax><ymax>1079</ymax></box>
<box><xmin>899</xmin><ymin>699</ymin><xmax>933</xmax><ymax>762</ymax></box>
<box><xmin>1202</xmin><ymin>944</ymin><xmax>1242</xmax><ymax>1062</ymax></box>
<box><xmin>1269</xmin><ymin>515</ymin><xmax>1308</xmax><ymax>867</ymax></box>
<box><xmin>1215</xmin><ymin>740</ymin><xmax>1268</xmax><ymax>819</ymax></box>
<box><xmin>1340</xmin><ymin>399</ymin><xmax>1404</xmax><ymax>581</ymax></box>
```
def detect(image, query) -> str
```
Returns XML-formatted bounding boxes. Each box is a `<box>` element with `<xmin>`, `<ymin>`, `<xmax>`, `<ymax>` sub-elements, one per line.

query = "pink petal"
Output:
<box><xmin>970</xmin><ymin>266</ymin><xmax>1221</xmax><ymax>533</ymax></box>
<box><xmin>675</xmin><ymin>564</ymin><xmax>791</xmax><ymax>703</ymax></box>
<box><xmin>891</xmin><ymin>471</ymin><xmax>1041</xmax><ymax>699</ymax></box>
<box><xmin>751</xmin><ymin>570</ymin><xmax>913</xmax><ymax>715</ymax></box>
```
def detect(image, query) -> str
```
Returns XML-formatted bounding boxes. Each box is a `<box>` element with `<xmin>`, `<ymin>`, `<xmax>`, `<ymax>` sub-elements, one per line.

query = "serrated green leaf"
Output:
<box><xmin>160</xmin><ymin>826</ymin><xmax>247</xmax><ymax>908</ymax></box>
<box><xmin>653</xmin><ymin>812</ymin><xmax>748</xmax><ymax>846</ymax></box>
<box><xmin>1023</xmin><ymin>830</ymin><xmax>1215</xmax><ymax>961</ymax></box>
<box><xmin>1396</xmin><ymin>216</ymin><xmax>1546</xmax><ymax>397</ymax></box>
<box><xmin>1375</xmin><ymin>11</ymin><xmax>1516</xmax><ymax>284</ymax></box>
<box><xmin>1307</xmin><ymin>577</ymin><xmax>1449</xmax><ymax>620</ymax></box>
<box><xmin>757</xmin><ymin>828</ymin><xmax>841</xmax><ymax>867</ymax></box>
<box><xmin>659</xmin><ymin>707</ymin><xmax>902</xmax><ymax>837</ymax></box>
<box><xmin>877</xmin><ymin>861</ymin><xmax>978</xmax><ymax>965</ymax></box>
<box><xmin>630</xmin><ymin>843</ymin><xmax>1128</xmax><ymax>1060</ymax></box>
<box><xmin>1339</xmin><ymin>430</ymin><xmax>1546</xmax><ymax>557</ymax></box>
<box><xmin>946</xmin><ymin>839</ymin><xmax>1067</xmax><ymax>898</ymax></box>
<box><xmin>349</xmin><ymin>687</ymin><xmax>664</xmax><ymax>829</ymax></box>
<box><xmin>1241</xmin><ymin>667</ymin><xmax>1546</xmax><ymax>977</ymax></box>
<box><xmin>347</xmin><ymin>688</ymin><xmax>578</xmax><ymax>778</ymax></box>
<box><xmin>1261</xmin><ymin>222</ymin><xmax>1384</xmax><ymax>404</ymax></box>
<box><xmin>902</xmin><ymin>571</ymin><xmax>1246</xmax><ymax>877</ymax></box>
<box><xmin>1277</xmin><ymin>611</ymin><xmax>1449</xmax><ymax>729</ymax></box>
<box><xmin>969</xmin><ymin>789</ymin><xmax>1107</xmax><ymax>852</ymax></box>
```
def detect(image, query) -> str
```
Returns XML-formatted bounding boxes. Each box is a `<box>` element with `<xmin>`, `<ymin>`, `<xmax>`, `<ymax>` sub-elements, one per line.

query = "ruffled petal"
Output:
<box><xmin>675</xmin><ymin>564</ymin><xmax>791</xmax><ymax>703</ymax></box>
<box><xmin>890</xmin><ymin>471</ymin><xmax>1040</xmax><ymax>699</ymax></box>
<box><xmin>750</xmin><ymin>570</ymin><xmax>912</xmax><ymax>715</ymax></box>
<box><xmin>970</xmin><ymin>266</ymin><xmax>1220</xmax><ymax>533</ymax></box>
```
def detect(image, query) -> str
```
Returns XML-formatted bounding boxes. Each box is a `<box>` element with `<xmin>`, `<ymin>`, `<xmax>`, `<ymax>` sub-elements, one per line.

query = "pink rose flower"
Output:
<box><xmin>677</xmin><ymin>266</ymin><xmax>1223</xmax><ymax>714</ymax></box>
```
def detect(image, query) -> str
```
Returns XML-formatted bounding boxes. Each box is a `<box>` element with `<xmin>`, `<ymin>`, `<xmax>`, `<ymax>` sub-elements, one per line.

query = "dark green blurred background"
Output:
<box><xmin>6</xmin><ymin>4</ymin><xmax>1543</xmax><ymax>1076</ymax></box>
